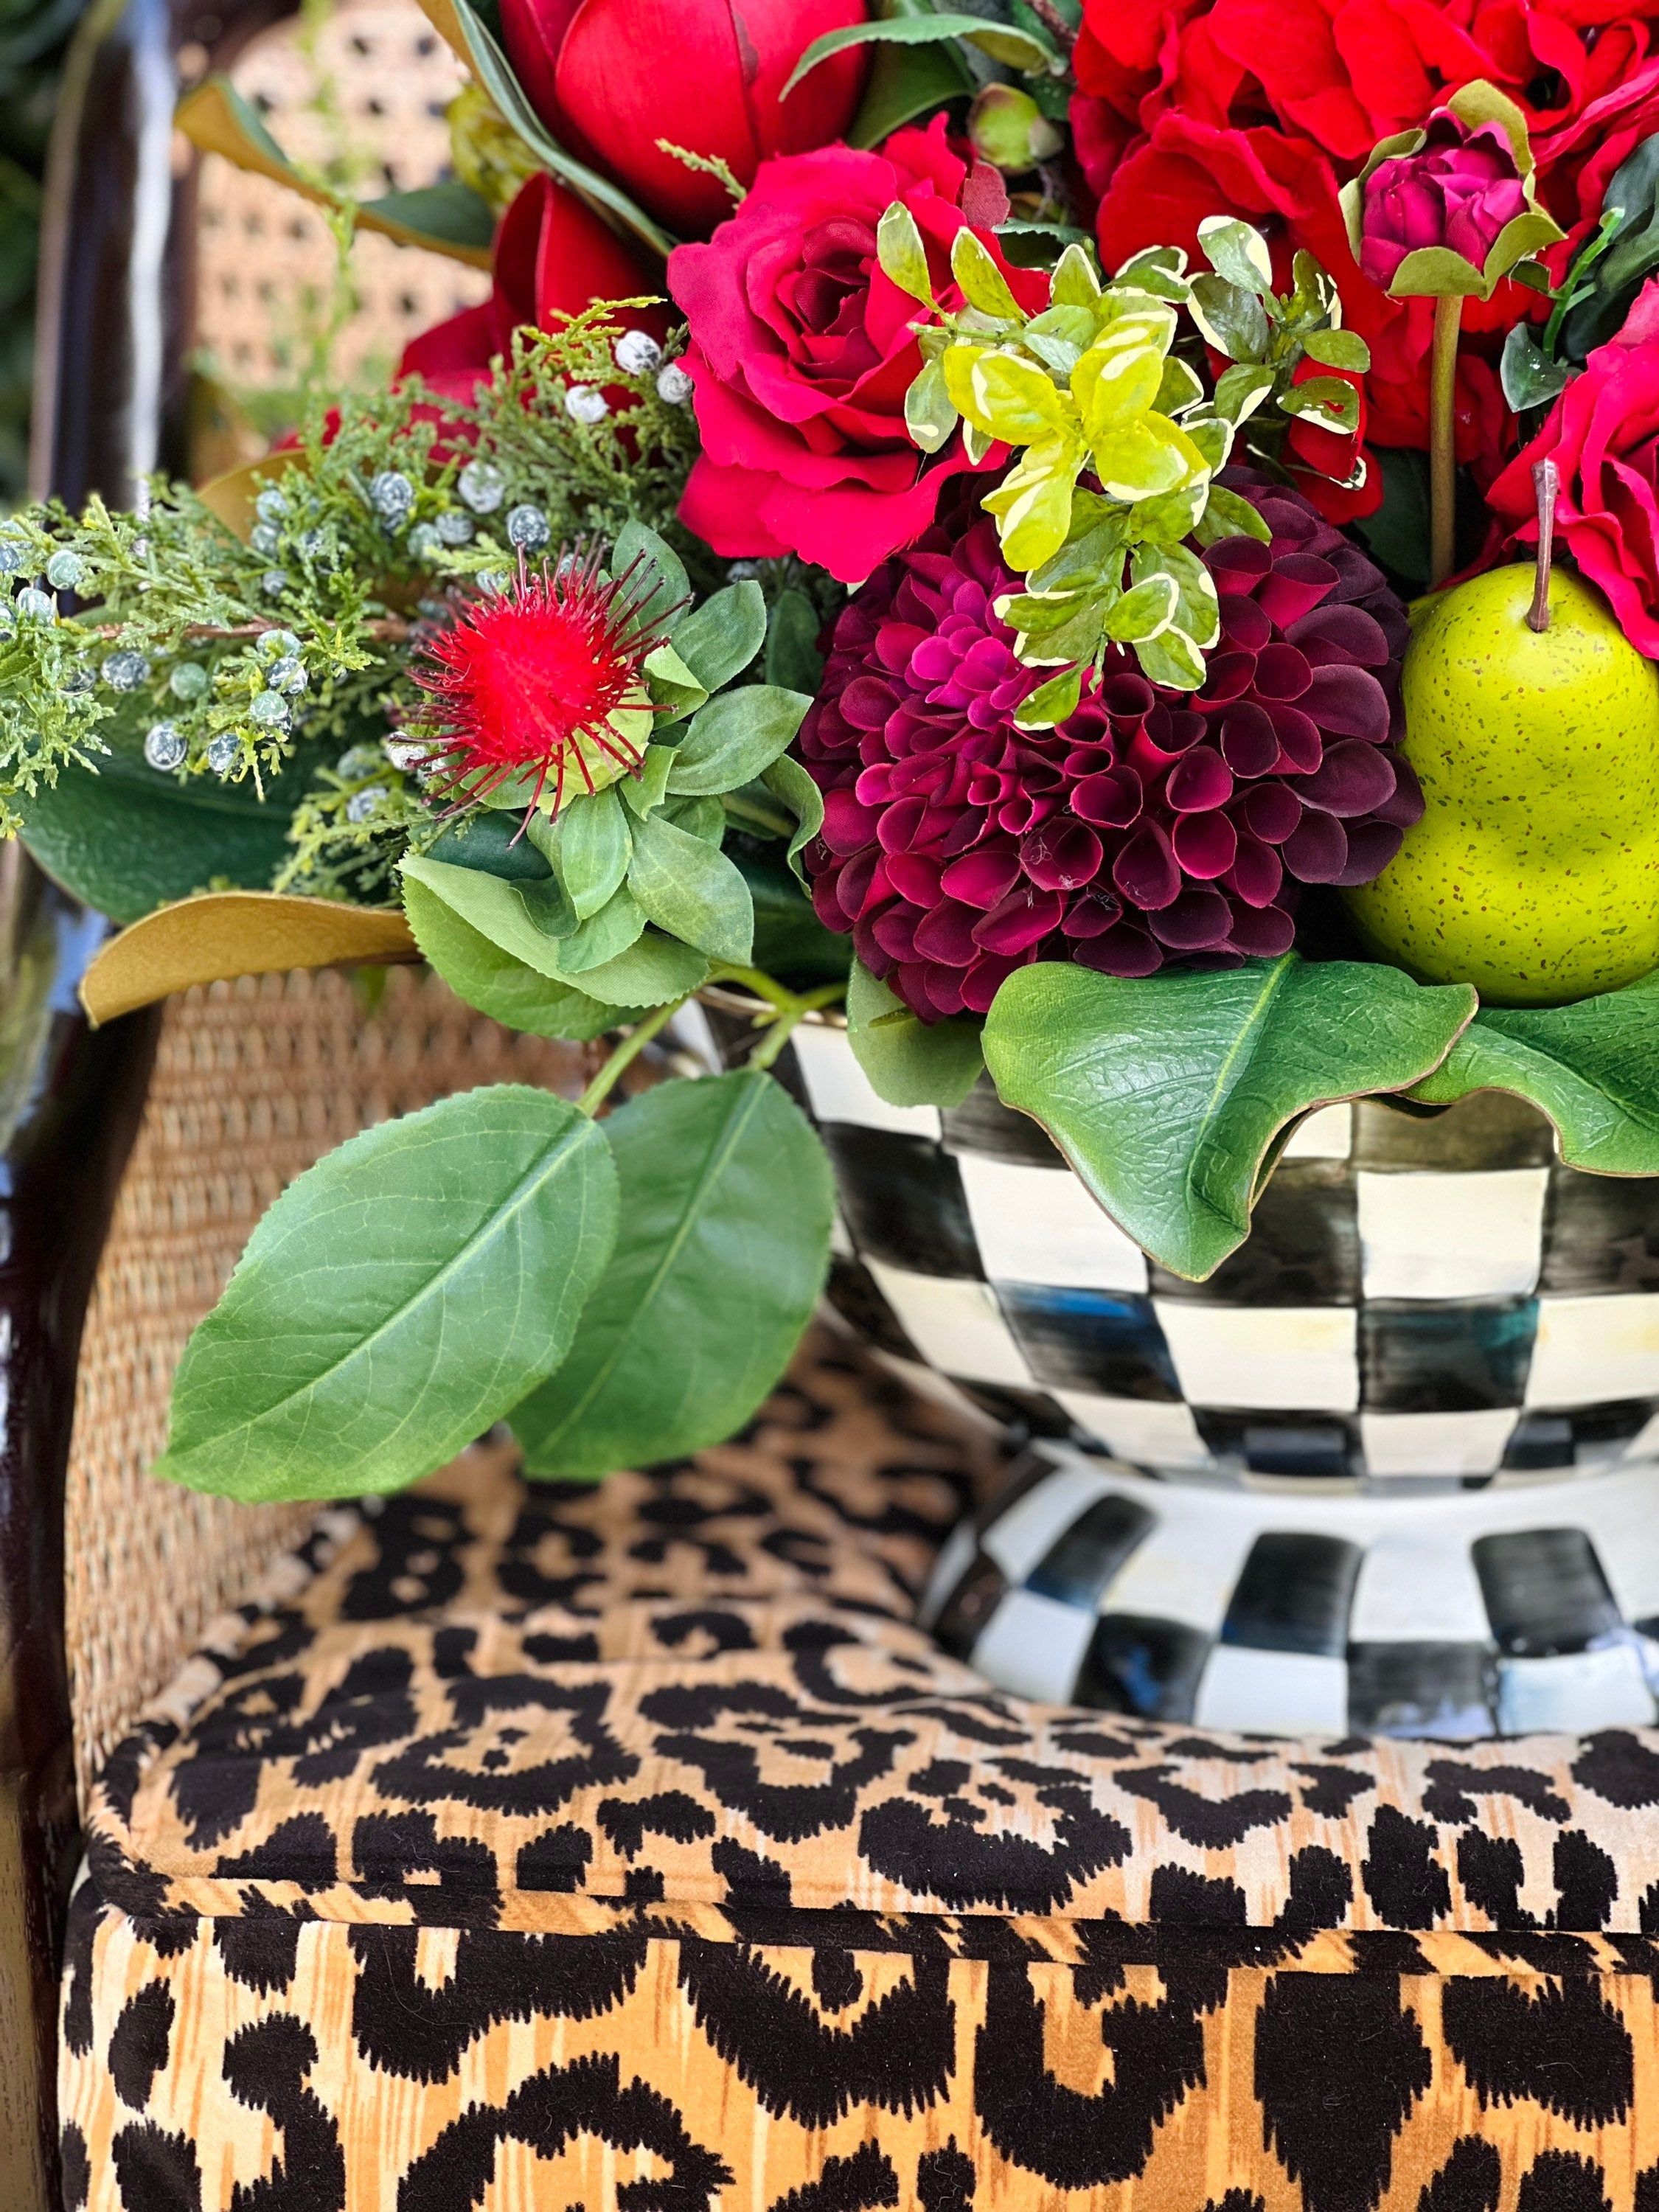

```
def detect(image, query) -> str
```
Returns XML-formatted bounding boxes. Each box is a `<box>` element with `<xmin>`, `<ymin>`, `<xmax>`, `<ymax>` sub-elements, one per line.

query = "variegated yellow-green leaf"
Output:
<box><xmin>877</xmin><ymin>200</ymin><xmax>933</xmax><ymax>304</ymax></box>
<box><xmin>982</xmin><ymin>440</ymin><xmax>1086</xmax><ymax>570</ymax></box>
<box><xmin>951</xmin><ymin>228</ymin><xmax>1023</xmax><ymax>320</ymax></box>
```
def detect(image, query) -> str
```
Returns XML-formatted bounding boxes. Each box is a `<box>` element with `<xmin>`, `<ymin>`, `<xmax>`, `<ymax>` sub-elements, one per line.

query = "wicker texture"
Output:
<box><xmin>63</xmin><ymin>964</ymin><xmax>590</xmax><ymax>1809</ymax></box>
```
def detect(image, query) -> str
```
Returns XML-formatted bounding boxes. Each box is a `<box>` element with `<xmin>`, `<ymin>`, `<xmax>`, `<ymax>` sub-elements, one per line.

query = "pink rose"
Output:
<box><xmin>1360</xmin><ymin>112</ymin><xmax>1526</xmax><ymax>292</ymax></box>
<box><xmin>1488</xmin><ymin>281</ymin><xmax>1659</xmax><ymax>656</ymax></box>
<box><xmin>667</xmin><ymin>121</ymin><xmax>1048</xmax><ymax>583</ymax></box>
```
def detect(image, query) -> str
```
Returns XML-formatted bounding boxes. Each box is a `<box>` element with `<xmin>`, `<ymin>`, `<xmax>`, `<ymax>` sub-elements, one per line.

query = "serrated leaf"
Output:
<box><xmin>509</xmin><ymin>1071</ymin><xmax>832</xmax><ymax>1479</ymax></box>
<box><xmin>877</xmin><ymin>200</ymin><xmax>933</xmax><ymax>304</ymax></box>
<box><xmin>982</xmin><ymin>957</ymin><xmax>1476</xmax><ymax>1277</ymax></box>
<box><xmin>155</xmin><ymin>1085</ymin><xmax>619</xmax><ymax>1501</ymax></box>
<box><xmin>1301</xmin><ymin>327</ymin><xmax>1371</xmax><ymax>372</ymax></box>
<box><xmin>672</xmin><ymin>581</ymin><xmax>767</xmax><ymax>693</ymax></box>
<box><xmin>627</xmin><ymin>809</ymin><xmax>753</xmax><ymax>962</ymax></box>
<box><xmin>846</xmin><ymin>959</ymin><xmax>984</xmax><ymax>1106</ymax></box>
<box><xmin>666</xmin><ymin>684</ymin><xmax>810</xmax><ymax>796</ymax></box>
<box><xmin>403</xmin><ymin>872</ymin><xmax>640</xmax><ymax>1041</ymax></box>
<box><xmin>1409</xmin><ymin>975</ymin><xmax>1659</xmax><ymax>1171</ymax></box>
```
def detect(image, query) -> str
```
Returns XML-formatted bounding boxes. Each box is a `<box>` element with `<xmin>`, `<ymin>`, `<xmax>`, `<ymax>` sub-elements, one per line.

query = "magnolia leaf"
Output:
<box><xmin>666</xmin><ymin>684</ymin><xmax>810</xmax><ymax>795</ymax></box>
<box><xmin>877</xmin><ymin>200</ymin><xmax>933</xmax><ymax>304</ymax></box>
<box><xmin>1409</xmin><ymin>975</ymin><xmax>1659</xmax><ymax>1172</ymax></box>
<box><xmin>627</xmin><ymin>809</ymin><xmax>754</xmax><ymax>962</ymax></box>
<box><xmin>846</xmin><ymin>959</ymin><xmax>985</xmax><ymax>1107</ymax></box>
<box><xmin>761</xmin><ymin>754</ymin><xmax>824</xmax><ymax>885</ymax></box>
<box><xmin>403</xmin><ymin>872</ymin><xmax>640</xmax><ymax>1041</ymax></box>
<box><xmin>509</xmin><ymin>1071</ymin><xmax>832</xmax><ymax>1480</ymax></box>
<box><xmin>784</xmin><ymin>13</ymin><xmax>1060</xmax><ymax>102</ymax></box>
<box><xmin>951</xmin><ymin>228</ymin><xmax>1023</xmax><ymax>320</ymax></box>
<box><xmin>982</xmin><ymin>956</ymin><xmax>1476</xmax><ymax>1278</ymax></box>
<box><xmin>552</xmin><ymin>786</ymin><xmax>633</xmax><ymax>921</ymax></box>
<box><xmin>671</xmin><ymin>580</ymin><xmax>767</xmax><ymax>693</ymax></box>
<box><xmin>1301</xmin><ymin>327</ymin><xmax>1371</xmax><ymax>373</ymax></box>
<box><xmin>176</xmin><ymin>79</ymin><xmax>495</xmax><ymax>265</ymax></box>
<box><xmin>1197</xmin><ymin>215</ymin><xmax>1275</xmax><ymax>293</ymax></box>
<box><xmin>78</xmin><ymin>892</ymin><xmax>417</xmax><ymax>1025</ymax></box>
<box><xmin>155</xmin><ymin>1085</ymin><xmax>620</xmax><ymax>1501</ymax></box>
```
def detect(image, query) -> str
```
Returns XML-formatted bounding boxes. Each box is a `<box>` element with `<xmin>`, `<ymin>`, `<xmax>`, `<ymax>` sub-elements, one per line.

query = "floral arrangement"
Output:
<box><xmin>15</xmin><ymin>0</ymin><xmax>1659</xmax><ymax>1500</ymax></box>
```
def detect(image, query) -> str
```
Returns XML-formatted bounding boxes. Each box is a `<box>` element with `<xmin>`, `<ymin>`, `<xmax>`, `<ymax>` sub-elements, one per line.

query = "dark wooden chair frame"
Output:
<box><xmin>6</xmin><ymin>0</ymin><xmax>291</xmax><ymax>2196</ymax></box>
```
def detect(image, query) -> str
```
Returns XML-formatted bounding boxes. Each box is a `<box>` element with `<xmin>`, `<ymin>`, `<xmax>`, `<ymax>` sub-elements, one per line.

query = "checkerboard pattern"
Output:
<box><xmin>919</xmin><ymin>1442</ymin><xmax>1659</xmax><ymax>1736</ymax></box>
<box><xmin>773</xmin><ymin>1022</ymin><xmax>1659</xmax><ymax>1492</ymax></box>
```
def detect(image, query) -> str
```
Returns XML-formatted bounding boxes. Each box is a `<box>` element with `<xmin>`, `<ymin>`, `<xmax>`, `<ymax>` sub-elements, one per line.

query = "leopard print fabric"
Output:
<box><xmin>60</xmin><ymin>1335</ymin><xmax>1659</xmax><ymax>2209</ymax></box>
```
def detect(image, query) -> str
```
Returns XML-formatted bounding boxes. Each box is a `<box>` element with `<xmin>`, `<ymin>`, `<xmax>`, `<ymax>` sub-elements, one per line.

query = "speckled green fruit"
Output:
<box><xmin>1344</xmin><ymin>564</ymin><xmax>1659</xmax><ymax>1004</ymax></box>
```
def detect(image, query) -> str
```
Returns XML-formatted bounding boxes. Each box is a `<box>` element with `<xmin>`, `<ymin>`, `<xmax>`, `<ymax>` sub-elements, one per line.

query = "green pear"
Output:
<box><xmin>1345</xmin><ymin>563</ymin><xmax>1659</xmax><ymax>1004</ymax></box>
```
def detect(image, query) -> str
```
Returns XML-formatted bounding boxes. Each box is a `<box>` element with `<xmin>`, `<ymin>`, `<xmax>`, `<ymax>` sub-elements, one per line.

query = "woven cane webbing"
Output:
<box><xmin>63</xmin><ymin>964</ymin><xmax>590</xmax><ymax>1809</ymax></box>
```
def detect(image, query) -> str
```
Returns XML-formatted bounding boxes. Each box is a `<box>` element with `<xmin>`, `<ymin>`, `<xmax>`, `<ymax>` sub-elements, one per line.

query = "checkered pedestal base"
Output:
<box><xmin>716</xmin><ymin>1015</ymin><xmax>1659</xmax><ymax>1737</ymax></box>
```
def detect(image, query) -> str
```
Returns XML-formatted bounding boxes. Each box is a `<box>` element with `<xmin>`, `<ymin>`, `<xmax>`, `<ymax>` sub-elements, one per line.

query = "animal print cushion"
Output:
<box><xmin>60</xmin><ymin>1332</ymin><xmax>1659</xmax><ymax>2210</ymax></box>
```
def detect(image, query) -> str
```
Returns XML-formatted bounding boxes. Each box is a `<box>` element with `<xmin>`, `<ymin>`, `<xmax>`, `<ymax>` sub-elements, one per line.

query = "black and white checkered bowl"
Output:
<box><xmin>695</xmin><ymin>1008</ymin><xmax>1659</xmax><ymax>1735</ymax></box>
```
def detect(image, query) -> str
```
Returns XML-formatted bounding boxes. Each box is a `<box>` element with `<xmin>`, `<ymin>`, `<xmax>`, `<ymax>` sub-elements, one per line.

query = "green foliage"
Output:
<box><xmin>155</xmin><ymin>1085</ymin><xmax>620</xmax><ymax>1501</ymax></box>
<box><xmin>982</xmin><ymin>956</ymin><xmax>1477</xmax><ymax>1278</ymax></box>
<box><xmin>1411</xmin><ymin>972</ymin><xmax>1659</xmax><ymax>1172</ymax></box>
<box><xmin>880</xmin><ymin>213</ymin><xmax>1366</xmax><ymax>709</ymax></box>
<box><xmin>509</xmin><ymin>1071</ymin><xmax>833</xmax><ymax>1479</ymax></box>
<box><xmin>846</xmin><ymin>959</ymin><xmax>986</xmax><ymax>1107</ymax></box>
<box><xmin>402</xmin><ymin>868</ymin><xmax>643</xmax><ymax>1040</ymax></box>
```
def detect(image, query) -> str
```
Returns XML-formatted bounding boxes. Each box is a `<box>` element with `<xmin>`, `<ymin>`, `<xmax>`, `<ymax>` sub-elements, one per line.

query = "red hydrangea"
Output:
<box><xmin>794</xmin><ymin>475</ymin><xmax>1422</xmax><ymax>1021</ymax></box>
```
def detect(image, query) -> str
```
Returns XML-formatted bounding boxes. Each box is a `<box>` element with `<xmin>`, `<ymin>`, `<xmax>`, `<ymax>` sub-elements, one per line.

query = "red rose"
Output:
<box><xmin>667</xmin><ymin>121</ymin><xmax>1048</xmax><ymax>584</ymax></box>
<box><xmin>499</xmin><ymin>0</ymin><xmax>870</xmax><ymax>237</ymax></box>
<box><xmin>1488</xmin><ymin>281</ymin><xmax>1659</xmax><ymax>656</ymax></box>
<box><xmin>398</xmin><ymin>173</ymin><xmax>667</xmax><ymax>405</ymax></box>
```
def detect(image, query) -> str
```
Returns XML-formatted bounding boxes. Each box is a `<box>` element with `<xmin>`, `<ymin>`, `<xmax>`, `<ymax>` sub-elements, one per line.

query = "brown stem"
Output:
<box><xmin>1021</xmin><ymin>0</ymin><xmax>1074</xmax><ymax>48</ymax></box>
<box><xmin>1527</xmin><ymin>456</ymin><xmax>1559</xmax><ymax>633</ymax></box>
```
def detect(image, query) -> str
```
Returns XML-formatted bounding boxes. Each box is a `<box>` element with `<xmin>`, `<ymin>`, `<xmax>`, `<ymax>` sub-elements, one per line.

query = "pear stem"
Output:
<box><xmin>1429</xmin><ymin>293</ymin><xmax>1463</xmax><ymax>588</ymax></box>
<box><xmin>1528</xmin><ymin>456</ymin><xmax>1559</xmax><ymax>633</ymax></box>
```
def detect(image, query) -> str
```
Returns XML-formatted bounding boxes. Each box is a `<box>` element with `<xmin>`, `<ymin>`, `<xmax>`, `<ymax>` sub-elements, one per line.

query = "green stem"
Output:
<box><xmin>1429</xmin><ymin>293</ymin><xmax>1464</xmax><ymax>588</ymax></box>
<box><xmin>747</xmin><ymin>981</ymin><xmax>847</xmax><ymax>1071</ymax></box>
<box><xmin>576</xmin><ymin>997</ymin><xmax>688</xmax><ymax>1117</ymax></box>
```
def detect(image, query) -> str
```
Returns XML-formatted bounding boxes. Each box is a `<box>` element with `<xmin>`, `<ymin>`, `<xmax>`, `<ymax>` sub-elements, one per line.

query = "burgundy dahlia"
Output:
<box><xmin>794</xmin><ymin>473</ymin><xmax>1422</xmax><ymax>1021</ymax></box>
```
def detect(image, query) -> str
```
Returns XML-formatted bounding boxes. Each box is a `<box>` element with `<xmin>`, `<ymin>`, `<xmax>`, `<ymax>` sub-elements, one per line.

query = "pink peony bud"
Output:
<box><xmin>1359</xmin><ymin>112</ymin><xmax>1526</xmax><ymax>291</ymax></box>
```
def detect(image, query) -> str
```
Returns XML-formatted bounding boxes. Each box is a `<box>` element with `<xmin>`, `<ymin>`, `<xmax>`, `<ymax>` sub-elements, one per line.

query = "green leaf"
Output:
<box><xmin>671</xmin><ymin>581</ymin><xmax>767</xmax><ymax>692</ymax></box>
<box><xmin>765</xmin><ymin>590</ymin><xmax>824</xmax><ymax>695</ymax></box>
<box><xmin>553</xmin><ymin>786</ymin><xmax>633</xmax><ymax>921</ymax></box>
<box><xmin>622</xmin><ymin>744</ymin><xmax>675</xmax><ymax>818</ymax></box>
<box><xmin>572</xmin><ymin>928</ymin><xmax>708</xmax><ymax>1008</ymax></box>
<box><xmin>1189</xmin><ymin>278</ymin><xmax>1270</xmax><ymax>363</ymax></box>
<box><xmin>846</xmin><ymin>958</ymin><xmax>984</xmax><ymax>1107</ymax></box>
<box><xmin>1352</xmin><ymin>447</ymin><xmax>1431</xmax><ymax>585</ymax></box>
<box><xmin>1408</xmin><ymin>974</ymin><xmax>1659</xmax><ymax>1172</ymax></box>
<box><xmin>1103</xmin><ymin>573</ymin><xmax>1177</xmax><ymax>642</ymax></box>
<box><xmin>905</xmin><ymin>358</ymin><xmax>959</xmax><ymax>453</ymax></box>
<box><xmin>666</xmin><ymin>684</ymin><xmax>810</xmax><ymax>795</ymax></box>
<box><xmin>21</xmin><ymin>719</ymin><xmax>305</xmax><ymax>923</ymax></box>
<box><xmin>877</xmin><ymin>201</ymin><xmax>933</xmax><ymax>304</ymax></box>
<box><xmin>1013</xmin><ymin>664</ymin><xmax>1085</xmax><ymax>728</ymax></box>
<box><xmin>1211</xmin><ymin>361</ymin><xmax>1276</xmax><ymax>422</ymax></box>
<box><xmin>1197</xmin><ymin>217</ymin><xmax>1274</xmax><ymax>293</ymax></box>
<box><xmin>848</xmin><ymin>35</ymin><xmax>973</xmax><ymax>147</ymax></box>
<box><xmin>981</xmin><ymin>956</ymin><xmax>1476</xmax><ymax>1278</ymax></box>
<box><xmin>1194</xmin><ymin>483</ymin><xmax>1273</xmax><ymax>548</ymax></box>
<box><xmin>733</xmin><ymin>843</ymin><xmax>852</xmax><ymax>987</ymax></box>
<box><xmin>1279</xmin><ymin>375</ymin><xmax>1360</xmax><ymax>432</ymax></box>
<box><xmin>509</xmin><ymin>1071</ymin><xmax>832</xmax><ymax>1479</ymax></box>
<box><xmin>785</xmin><ymin>13</ymin><xmax>1059</xmax><ymax>100</ymax></box>
<box><xmin>1301</xmin><ymin>326</ymin><xmax>1371</xmax><ymax>372</ymax></box>
<box><xmin>425</xmin><ymin>809</ymin><xmax>557</xmax><ymax>881</ymax></box>
<box><xmin>400</xmin><ymin>854</ymin><xmax>586</xmax><ymax>980</ymax></box>
<box><xmin>552</xmin><ymin>880</ymin><xmax>648</xmax><ymax>973</ymax></box>
<box><xmin>154</xmin><ymin>1085</ymin><xmax>620</xmax><ymax>1501</ymax></box>
<box><xmin>361</xmin><ymin>179</ymin><xmax>495</xmax><ymax>254</ymax></box>
<box><xmin>642</xmin><ymin>640</ymin><xmax>708</xmax><ymax>722</ymax></box>
<box><xmin>1134</xmin><ymin>627</ymin><xmax>1206</xmax><ymax>689</ymax></box>
<box><xmin>613</xmin><ymin>518</ymin><xmax>689</xmax><ymax>633</ymax></box>
<box><xmin>664</xmin><ymin>793</ymin><xmax>726</xmax><ymax>844</ymax></box>
<box><xmin>627</xmin><ymin>809</ymin><xmax>754</xmax><ymax>962</ymax></box>
<box><xmin>951</xmin><ymin>229</ymin><xmax>1023</xmax><ymax>320</ymax></box>
<box><xmin>761</xmin><ymin>754</ymin><xmax>824</xmax><ymax>885</ymax></box>
<box><xmin>403</xmin><ymin>872</ymin><xmax>639</xmax><ymax>1040</ymax></box>
<box><xmin>1500</xmin><ymin>321</ymin><xmax>1571</xmax><ymax>411</ymax></box>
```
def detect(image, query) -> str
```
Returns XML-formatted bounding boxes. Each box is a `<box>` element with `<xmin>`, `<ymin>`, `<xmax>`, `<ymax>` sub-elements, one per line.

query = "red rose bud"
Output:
<box><xmin>526</xmin><ymin>0</ymin><xmax>872</xmax><ymax>237</ymax></box>
<box><xmin>1360</xmin><ymin>113</ymin><xmax>1526</xmax><ymax>291</ymax></box>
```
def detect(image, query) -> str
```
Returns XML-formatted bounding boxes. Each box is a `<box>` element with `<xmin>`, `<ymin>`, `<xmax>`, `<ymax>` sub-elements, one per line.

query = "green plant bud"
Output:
<box><xmin>967</xmin><ymin>86</ymin><xmax>1062</xmax><ymax>175</ymax></box>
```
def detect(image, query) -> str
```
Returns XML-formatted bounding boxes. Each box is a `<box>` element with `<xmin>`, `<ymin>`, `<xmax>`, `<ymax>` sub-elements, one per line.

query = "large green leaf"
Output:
<box><xmin>983</xmin><ymin>956</ymin><xmax>1477</xmax><ymax>1279</ymax></box>
<box><xmin>671</xmin><ymin>582</ymin><xmax>767</xmax><ymax>694</ymax></box>
<box><xmin>509</xmin><ymin>1071</ymin><xmax>832</xmax><ymax>1479</ymax></box>
<box><xmin>786</xmin><ymin>12</ymin><xmax>1058</xmax><ymax>98</ymax></box>
<box><xmin>21</xmin><ymin>721</ymin><xmax>306</xmax><ymax>922</ymax></box>
<box><xmin>1410</xmin><ymin>973</ymin><xmax>1659</xmax><ymax>1172</ymax></box>
<box><xmin>846</xmin><ymin>958</ymin><xmax>985</xmax><ymax>1107</ymax></box>
<box><xmin>665</xmin><ymin>685</ymin><xmax>811</xmax><ymax>797</ymax></box>
<box><xmin>155</xmin><ymin>1085</ymin><xmax>620</xmax><ymax>1501</ymax></box>
<box><xmin>403</xmin><ymin>871</ymin><xmax>639</xmax><ymax>1040</ymax></box>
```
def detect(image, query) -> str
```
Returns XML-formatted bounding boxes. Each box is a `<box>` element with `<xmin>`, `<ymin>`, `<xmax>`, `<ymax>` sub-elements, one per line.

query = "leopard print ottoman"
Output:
<box><xmin>59</xmin><ymin>1335</ymin><xmax>1659</xmax><ymax>2211</ymax></box>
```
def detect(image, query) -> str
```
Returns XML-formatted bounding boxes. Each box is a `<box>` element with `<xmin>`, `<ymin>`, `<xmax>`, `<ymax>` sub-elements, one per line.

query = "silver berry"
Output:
<box><xmin>102</xmin><ymin>650</ymin><xmax>150</xmax><ymax>691</ymax></box>
<box><xmin>260</xmin><ymin>630</ymin><xmax>300</xmax><ymax>658</ymax></box>
<box><xmin>268</xmin><ymin>657</ymin><xmax>308</xmax><ymax>695</ymax></box>
<box><xmin>436</xmin><ymin>511</ymin><xmax>474</xmax><ymax>546</ymax></box>
<box><xmin>614</xmin><ymin>328</ymin><xmax>663</xmax><ymax>375</ymax></box>
<box><xmin>206</xmin><ymin>731</ymin><xmax>241</xmax><ymax>775</ymax></box>
<box><xmin>170</xmin><ymin>662</ymin><xmax>209</xmax><ymax>701</ymax></box>
<box><xmin>457</xmin><ymin>460</ymin><xmax>505</xmax><ymax>514</ymax></box>
<box><xmin>407</xmin><ymin>524</ymin><xmax>442</xmax><ymax>562</ymax></box>
<box><xmin>370</xmin><ymin>470</ymin><xmax>415</xmax><ymax>523</ymax></box>
<box><xmin>383</xmin><ymin>736</ymin><xmax>428</xmax><ymax>773</ymax></box>
<box><xmin>254</xmin><ymin>487</ymin><xmax>289</xmax><ymax>523</ymax></box>
<box><xmin>0</xmin><ymin>540</ymin><xmax>27</xmax><ymax>575</ymax></box>
<box><xmin>655</xmin><ymin>362</ymin><xmax>695</xmax><ymax>405</ymax></box>
<box><xmin>564</xmin><ymin>385</ymin><xmax>610</xmax><ymax>425</ymax></box>
<box><xmin>250</xmin><ymin>690</ymin><xmax>290</xmax><ymax>730</ymax></box>
<box><xmin>261</xmin><ymin>569</ymin><xmax>291</xmax><ymax>599</ymax></box>
<box><xmin>250</xmin><ymin>523</ymin><xmax>282</xmax><ymax>557</ymax></box>
<box><xmin>45</xmin><ymin>551</ymin><xmax>84</xmax><ymax>591</ymax></box>
<box><xmin>346</xmin><ymin>785</ymin><xmax>386</xmax><ymax>824</ymax></box>
<box><xmin>15</xmin><ymin>588</ymin><xmax>55</xmax><ymax>622</ymax></box>
<box><xmin>143</xmin><ymin>720</ymin><xmax>187</xmax><ymax>771</ymax></box>
<box><xmin>506</xmin><ymin>504</ymin><xmax>549</xmax><ymax>551</ymax></box>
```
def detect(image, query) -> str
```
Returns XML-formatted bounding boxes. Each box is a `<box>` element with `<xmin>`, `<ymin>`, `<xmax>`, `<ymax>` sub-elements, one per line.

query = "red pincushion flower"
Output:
<box><xmin>405</xmin><ymin>551</ymin><xmax>669</xmax><ymax>814</ymax></box>
<box><xmin>794</xmin><ymin>476</ymin><xmax>1422</xmax><ymax>1021</ymax></box>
